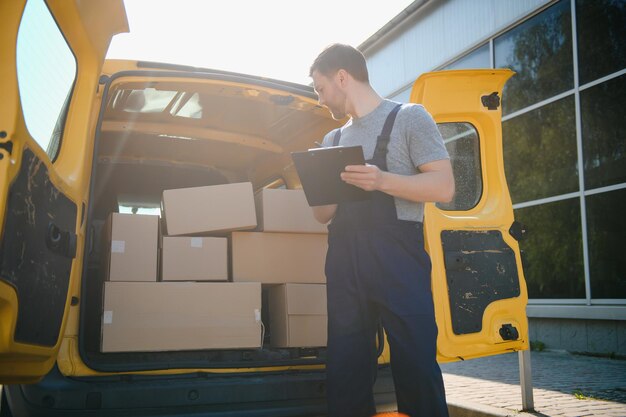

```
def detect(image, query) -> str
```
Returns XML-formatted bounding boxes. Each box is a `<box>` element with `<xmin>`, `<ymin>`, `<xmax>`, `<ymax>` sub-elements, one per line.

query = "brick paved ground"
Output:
<box><xmin>441</xmin><ymin>350</ymin><xmax>626</xmax><ymax>417</ymax></box>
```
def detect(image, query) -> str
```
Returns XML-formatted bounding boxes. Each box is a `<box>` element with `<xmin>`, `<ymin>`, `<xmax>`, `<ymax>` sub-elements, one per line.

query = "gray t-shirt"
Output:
<box><xmin>321</xmin><ymin>99</ymin><xmax>449</xmax><ymax>222</ymax></box>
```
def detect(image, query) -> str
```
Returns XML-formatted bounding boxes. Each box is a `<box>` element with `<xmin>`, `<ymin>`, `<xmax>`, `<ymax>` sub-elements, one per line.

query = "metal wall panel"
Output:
<box><xmin>366</xmin><ymin>0</ymin><xmax>552</xmax><ymax>99</ymax></box>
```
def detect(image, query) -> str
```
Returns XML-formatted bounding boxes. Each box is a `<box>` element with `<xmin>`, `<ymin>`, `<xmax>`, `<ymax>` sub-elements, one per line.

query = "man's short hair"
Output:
<box><xmin>309</xmin><ymin>43</ymin><xmax>369</xmax><ymax>83</ymax></box>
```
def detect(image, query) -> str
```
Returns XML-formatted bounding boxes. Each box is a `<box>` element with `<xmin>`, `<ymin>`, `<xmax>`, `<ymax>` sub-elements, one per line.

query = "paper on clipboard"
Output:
<box><xmin>291</xmin><ymin>145</ymin><xmax>371</xmax><ymax>207</ymax></box>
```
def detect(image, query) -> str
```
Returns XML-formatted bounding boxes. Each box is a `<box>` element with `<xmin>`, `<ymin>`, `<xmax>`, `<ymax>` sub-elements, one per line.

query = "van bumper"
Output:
<box><xmin>3</xmin><ymin>365</ymin><xmax>396</xmax><ymax>417</ymax></box>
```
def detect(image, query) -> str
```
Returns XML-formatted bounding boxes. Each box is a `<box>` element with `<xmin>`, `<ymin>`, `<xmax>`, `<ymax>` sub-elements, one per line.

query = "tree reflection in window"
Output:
<box><xmin>515</xmin><ymin>199</ymin><xmax>585</xmax><ymax>299</ymax></box>
<box><xmin>580</xmin><ymin>74</ymin><xmax>626</xmax><ymax>190</ymax></box>
<box><xmin>502</xmin><ymin>96</ymin><xmax>578</xmax><ymax>204</ymax></box>
<box><xmin>586</xmin><ymin>188</ymin><xmax>626</xmax><ymax>299</ymax></box>
<box><xmin>576</xmin><ymin>0</ymin><xmax>626</xmax><ymax>86</ymax></box>
<box><xmin>495</xmin><ymin>0</ymin><xmax>573</xmax><ymax>115</ymax></box>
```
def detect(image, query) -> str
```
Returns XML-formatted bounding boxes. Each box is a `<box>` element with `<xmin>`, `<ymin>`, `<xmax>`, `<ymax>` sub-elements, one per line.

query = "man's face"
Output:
<box><xmin>312</xmin><ymin>70</ymin><xmax>347</xmax><ymax>120</ymax></box>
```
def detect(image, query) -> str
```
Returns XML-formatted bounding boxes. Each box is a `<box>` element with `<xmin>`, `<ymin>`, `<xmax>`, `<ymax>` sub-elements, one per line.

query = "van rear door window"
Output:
<box><xmin>436</xmin><ymin>122</ymin><xmax>482</xmax><ymax>211</ymax></box>
<box><xmin>16</xmin><ymin>0</ymin><xmax>77</xmax><ymax>160</ymax></box>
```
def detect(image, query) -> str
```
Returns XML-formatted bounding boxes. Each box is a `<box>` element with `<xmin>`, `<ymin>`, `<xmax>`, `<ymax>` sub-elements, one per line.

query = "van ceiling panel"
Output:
<box><xmin>98</xmin><ymin>132</ymin><xmax>262</xmax><ymax>170</ymax></box>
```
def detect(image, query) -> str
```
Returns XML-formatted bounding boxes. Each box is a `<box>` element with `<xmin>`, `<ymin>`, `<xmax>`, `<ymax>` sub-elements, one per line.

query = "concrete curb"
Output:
<box><xmin>448</xmin><ymin>400</ymin><xmax>536</xmax><ymax>417</ymax></box>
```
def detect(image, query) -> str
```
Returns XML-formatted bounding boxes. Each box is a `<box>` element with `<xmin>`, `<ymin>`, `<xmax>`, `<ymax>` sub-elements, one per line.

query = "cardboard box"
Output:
<box><xmin>231</xmin><ymin>232</ymin><xmax>327</xmax><ymax>284</ymax></box>
<box><xmin>269</xmin><ymin>284</ymin><xmax>327</xmax><ymax>348</ymax></box>
<box><xmin>104</xmin><ymin>213</ymin><xmax>159</xmax><ymax>282</ymax></box>
<box><xmin>255</xmin><ymin>189</ymin><xmax>327</xmax><ymax>233</ymax></box>
<box><xmin>161</xmin><ymin>182</ymin><xmax>257</xmax><ymax>236</ymax></box>
<box><xmin>161</xmin><ymin>236</ymin><xmax>228</xmax><ymax>281</ymax></box>
<box><xmin>101</xmin><ymin>282</ymin><xmax>262</xmax><ymax>352</ymax></box>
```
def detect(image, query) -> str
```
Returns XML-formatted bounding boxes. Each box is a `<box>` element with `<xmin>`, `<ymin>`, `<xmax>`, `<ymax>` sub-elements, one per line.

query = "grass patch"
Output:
<box><xmin>530</xmin><ymin>340</ymin><xmax>545</xmax><ymax>352</ymax></box>
<box><xmin>572</xmin><ymin>389</ymin><xmax>601</xmax><ymax>401</ymax></box>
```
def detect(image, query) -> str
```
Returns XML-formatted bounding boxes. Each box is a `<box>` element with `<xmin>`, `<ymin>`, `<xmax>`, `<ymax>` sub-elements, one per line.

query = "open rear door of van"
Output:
<box><xmin>411</xmin><ymin>69</ymin><xmax>530</xmax><ymax>361</ymax></box>
<box><xmin>0</xmin><ymin>0</ymin><xmax>127</xmax><ymax>383</ymax></box>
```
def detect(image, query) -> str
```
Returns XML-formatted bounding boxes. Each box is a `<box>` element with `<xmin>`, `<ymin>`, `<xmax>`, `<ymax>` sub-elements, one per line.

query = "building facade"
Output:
<box><xmin>361</xmin><ymin>0</ymin><xmax>625</xmax><ymax>356</ymax></box>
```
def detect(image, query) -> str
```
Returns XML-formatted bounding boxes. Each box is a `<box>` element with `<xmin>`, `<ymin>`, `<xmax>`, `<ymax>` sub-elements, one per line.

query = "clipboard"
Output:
<box><xmin>291</xmin><ymin>145</ymin><xmax>371</xmax><ymax>206</ymax></box>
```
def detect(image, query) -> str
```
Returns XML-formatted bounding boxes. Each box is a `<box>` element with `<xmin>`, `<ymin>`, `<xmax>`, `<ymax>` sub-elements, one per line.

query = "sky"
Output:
<box><xmin>106</xmin><ymin>0</ymin><xmax>415</xmax><ymax>85</ymax></box>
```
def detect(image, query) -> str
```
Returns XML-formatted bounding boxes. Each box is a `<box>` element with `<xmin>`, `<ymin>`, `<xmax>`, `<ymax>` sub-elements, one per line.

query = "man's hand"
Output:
<box><xmin>340</xmin><ymin>164</ymin><xmax>386</xmax><ymax>191</ymax></box>
<box><xmin>341</xmin><ymin>159</ymin><xmax>455</xmax><ymax>203</ymax></box>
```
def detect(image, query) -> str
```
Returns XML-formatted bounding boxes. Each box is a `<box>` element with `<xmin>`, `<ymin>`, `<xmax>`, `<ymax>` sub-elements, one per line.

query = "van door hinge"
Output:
<box><xmin>499</xmin><ymin>323</ymin><xmax>520</xmax><ymax>341</ymax></box>
<box><xmin>481</xmin><ymin>92</ymin><xmax>501</xmax><ymax>110</ymax></box>
<box><xmin>0</xmin><ymin>131</ymin><xmax>12</xmax><ymax>156</ymax></box>
<box><xmin>509</xmin><ymin>221</ymin><xmax>528</xmax><ymax>241</ymax></box>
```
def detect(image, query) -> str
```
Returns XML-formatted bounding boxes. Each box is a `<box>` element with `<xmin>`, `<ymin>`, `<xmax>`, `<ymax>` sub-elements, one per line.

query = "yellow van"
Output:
<box><xmin>0</xmin><ymin>0</ymin><xmax>528</xmax><ymax>415</ymax></box>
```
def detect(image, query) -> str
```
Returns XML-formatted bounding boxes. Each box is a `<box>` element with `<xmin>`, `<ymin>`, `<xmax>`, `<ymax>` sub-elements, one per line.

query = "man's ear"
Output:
<box><xmin>336</xmin><ymin>69</ymin><xmax>349</xmax><ymax>88</ymax></box>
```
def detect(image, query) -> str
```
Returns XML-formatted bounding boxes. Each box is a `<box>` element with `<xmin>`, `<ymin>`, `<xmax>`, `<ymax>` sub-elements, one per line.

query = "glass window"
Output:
<box><xmin>109</xmin><ymin>88</ymin><xmax>208</xmax><ymax>119</ymax></box>
<box><xmin>172</xmin><ymin>92</ymin><xmax>202</xmax><ymax>119</ymax></box>
<box><xmin>580</xmin><ymin>74</ymin><xmax>626</xmax><ymax>190</ymax></box>
<box><xmin>16</xmin><ymin>0</ymin><xmax>77</xmax><ymax>160</ymax></box>
<box><xmin>436</xmin><ymin>123</ymin><xmax>481</xmax><ymax>211</ymax></box>
<box><xmin>495</xmin><ymin>0</ymin><xmax>573</xmax><ymax>115</ymax></box>
<box><xmin>444</xmin><ymin>43</ymin><xmax>490</xmax><ymax>70</ymax></box>
<box><xmin>515</xmin><ymin>198</ymin><xmax>585</xmax><ymax>299</ymax></box>
<box><xmin>503</xmin><ymin>96</ymin><xmax>578</xmax><ymax>204</ymax></box>
<box><xmin>576</xmin><ymin>0</ymin><xmax>626</xmax><ymax>85</ymax></box>
<box><xmin>117</xmin><ymin>195</ymin><xmax>161</xmax><ymax>216</ymax></box>
<box><xmin>586</xmin><ymin>188</ymin><xmax>626</xmax><ymax>299</ymax></box>
<box><xmin>111</xmin><ymin>88</ymin><xmax>179</xmax><ymax>114</ymax></box>
<box><xmin>118</xmin><ymin>205</ymin><xmax>161</xmax><ymax>216</ymax></box>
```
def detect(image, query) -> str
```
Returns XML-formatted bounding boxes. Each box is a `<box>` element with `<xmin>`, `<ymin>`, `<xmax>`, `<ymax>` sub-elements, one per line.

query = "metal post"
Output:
<box><xmin>518</xmin><ymin>349</ymin><xmax>534</xmax><ymax>411</ymax></box>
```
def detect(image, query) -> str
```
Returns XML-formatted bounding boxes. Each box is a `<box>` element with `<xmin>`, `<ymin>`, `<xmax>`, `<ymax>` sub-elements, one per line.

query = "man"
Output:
<box><xmin>309</xmin><ymin>44</ymin><xmax>453</xmax><ymax>417</ymax></box>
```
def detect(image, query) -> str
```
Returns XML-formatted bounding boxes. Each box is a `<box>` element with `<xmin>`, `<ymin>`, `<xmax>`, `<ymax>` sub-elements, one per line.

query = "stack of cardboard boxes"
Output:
<box><xmin>240</xmin><ymin>188</ymin><xmax>329</xmax><ymax>348</ymax></box>
<box><xmin>101</xmin><ymin>183</ymin><xmax>328</xmax><ymax>353</ymax></box>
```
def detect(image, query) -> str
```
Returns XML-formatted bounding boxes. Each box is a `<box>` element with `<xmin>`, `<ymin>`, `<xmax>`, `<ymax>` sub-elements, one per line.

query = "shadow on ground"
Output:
<box><xmin>439</xmin><ymin>351</ymin><xmax>626</xmax><ymax>403</ymax></box>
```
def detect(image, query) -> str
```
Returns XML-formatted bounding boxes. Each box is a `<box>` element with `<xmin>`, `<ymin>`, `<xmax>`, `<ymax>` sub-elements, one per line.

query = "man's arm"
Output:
<box><xmin>340</xmin><ymin>159</ymin><xmax>454</xmax><ymax>203</ymax></box>
<box><xmin>311</xmin><ymin>204</ymin><xmax>337</xmax><ymax>224</ymax></box>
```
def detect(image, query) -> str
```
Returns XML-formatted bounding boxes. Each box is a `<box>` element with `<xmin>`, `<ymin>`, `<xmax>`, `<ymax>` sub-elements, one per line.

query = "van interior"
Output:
<box><xmin>80</xmin><ymin>68</ymin><xmax>343</xmax><ymax>372</ymax></box>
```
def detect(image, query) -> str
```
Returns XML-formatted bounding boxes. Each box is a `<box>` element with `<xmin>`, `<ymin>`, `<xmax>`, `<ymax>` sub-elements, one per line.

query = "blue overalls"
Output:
<box><xmin>325</xmin><ymin>104</ymin><xmax>449</xmax><ymax>417</ymax></box>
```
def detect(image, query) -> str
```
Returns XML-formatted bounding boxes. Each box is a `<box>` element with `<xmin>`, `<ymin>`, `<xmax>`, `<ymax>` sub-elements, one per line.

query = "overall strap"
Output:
<box><xmin>332</xmin><ymin>128</ymin><xmax>342</xmax><ymax>147</ymax></box>
<box><xmin>373</xmin><ymin>104</ymin><xmax>403</xmax><ymax>161</ymax></box>
<box><xmin>333</xmin><ymin>104</ymin><xmax>402</xmax><ymax>149</ymax></box>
